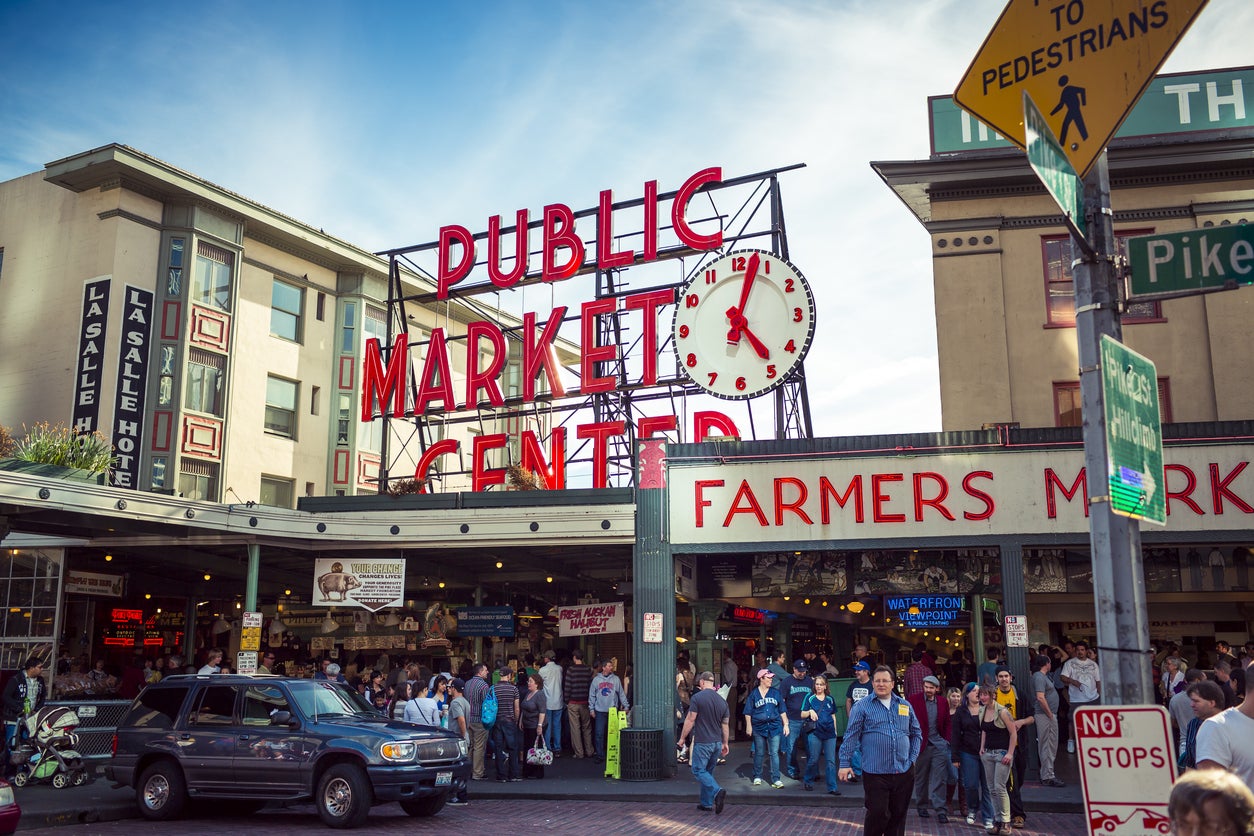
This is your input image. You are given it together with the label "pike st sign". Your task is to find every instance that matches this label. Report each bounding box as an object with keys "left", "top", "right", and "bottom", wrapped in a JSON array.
[
  {"left": 1126, "top": 224, "right": 1254, "bottom": 299},
  {"left": 955, "top": 0, "right": 1209, "bottom": 178}
]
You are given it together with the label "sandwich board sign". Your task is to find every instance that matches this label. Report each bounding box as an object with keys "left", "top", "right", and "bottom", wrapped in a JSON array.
[
  {"left": 955, "top": 0, "right": 1209, "bottom": 178},
  {"left": 1075, "top": 705, "right": 1176, "bottom": 835}
]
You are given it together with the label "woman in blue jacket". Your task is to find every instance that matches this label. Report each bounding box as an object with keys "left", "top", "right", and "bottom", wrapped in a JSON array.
[
  {"left": 802, "top": 675, "right": 841, "bottom": 795},
  {"left": 744, "top": 669, "right": 788, "bottom": 787}
]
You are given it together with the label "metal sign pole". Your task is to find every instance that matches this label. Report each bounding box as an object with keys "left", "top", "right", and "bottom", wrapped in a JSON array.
[{"left": 1073, "top": 152, "right": 1154, "bottom": 706}]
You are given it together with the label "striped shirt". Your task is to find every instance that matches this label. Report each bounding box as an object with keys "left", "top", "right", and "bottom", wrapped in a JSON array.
[{"left": 839, "top": 692, "right": 922, "bottom": 775}]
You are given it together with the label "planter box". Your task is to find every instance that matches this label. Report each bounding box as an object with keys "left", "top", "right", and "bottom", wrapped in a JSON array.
[{"left": 0, "top": 458, "right": 107, "bottom": 484}]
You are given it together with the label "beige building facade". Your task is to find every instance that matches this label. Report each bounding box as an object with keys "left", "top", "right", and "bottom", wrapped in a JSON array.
[
  {"left": 875, "top": 66, "right": 1254, "bottom": 431},
  {"left": 0, "top": 144, "right": 551, "bottom": 504}
]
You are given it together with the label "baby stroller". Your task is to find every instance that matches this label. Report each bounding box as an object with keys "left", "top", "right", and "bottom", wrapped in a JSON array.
[{"left": 9, "top": 705, "right": 89, "bottom": 788}]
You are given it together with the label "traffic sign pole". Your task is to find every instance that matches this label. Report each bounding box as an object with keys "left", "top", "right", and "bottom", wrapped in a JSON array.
[{"left": 1073, "top": 153, "right": 1154, "bottom": 707}]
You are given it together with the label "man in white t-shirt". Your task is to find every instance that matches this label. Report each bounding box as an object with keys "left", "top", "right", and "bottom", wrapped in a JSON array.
[
  {"left": 1196, "top": 659, "right": 1254, "bottom": 791},
  {"left": 1059, "top": 641, "right": 1101, "bottom": 754}
]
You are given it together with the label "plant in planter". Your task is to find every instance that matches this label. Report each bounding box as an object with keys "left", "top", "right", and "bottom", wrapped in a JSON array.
[
  {"left": 8, "top": 422, "right": 116, "bottom": 475},
  {"left": 0, "top": 424, "right": 14, "bottom": 458}
]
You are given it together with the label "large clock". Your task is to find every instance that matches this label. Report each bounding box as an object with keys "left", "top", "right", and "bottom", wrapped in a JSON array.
[{"left": 672, "top": 249, "right": 815, "bottom": 399}]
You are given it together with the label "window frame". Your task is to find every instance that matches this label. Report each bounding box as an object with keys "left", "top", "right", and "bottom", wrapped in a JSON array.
[
  {"left": 270, "top": 279, "right": 304, "bottom": 343},
  {"left": 1041, "top": 230, "right": 1164, "bottom": 327},
  {"left": 191, "top": 242, "right": 234, "bottom": 312},
  {"left": 264, "top": 375, "right": 300, "bottom": 439},
  {"left": 1052, "top": 378, "right": 1173, "bottom": 427},
  {"left": 184, "top": 348, "right": 225, "bottom": 417},
  {"left": 259, "top": 475, "right": 295, "bottom": 509}
]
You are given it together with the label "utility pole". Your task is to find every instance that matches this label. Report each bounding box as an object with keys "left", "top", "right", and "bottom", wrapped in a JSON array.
[{"left": 1072, "top": 153, "right": 1154, "bottom": 706}]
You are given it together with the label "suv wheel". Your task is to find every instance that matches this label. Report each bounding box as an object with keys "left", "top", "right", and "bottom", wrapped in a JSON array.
[
  {"left": 400, "top": 793, "right": 447, "bottom": 817},
  {"left": 137, "top": 761, "right": 187, "bottom": 821},
  {"left": 317, "top": 763, "right": 372, "bottom": 828}
]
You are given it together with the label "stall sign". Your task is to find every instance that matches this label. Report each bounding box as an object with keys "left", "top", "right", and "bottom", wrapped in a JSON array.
[
  {"left": 456, "top": 606, "right": 516, "bottom": 637},
  {"left": 558, "top": 601, "right": 625, "bottom": 637},
  {"left": 65, "top": 570, "right": 125, "bottom": 597},
  {"left": 727, "top": 605, "right": 765, "bottom": 625},
  {"left": 312, "top": 558, "right": 405, "bottom": 612}
]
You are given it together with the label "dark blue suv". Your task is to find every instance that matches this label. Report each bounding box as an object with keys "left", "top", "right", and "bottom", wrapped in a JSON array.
[{"left": 107, "top": 674, "right": 468, "bottom": 828}]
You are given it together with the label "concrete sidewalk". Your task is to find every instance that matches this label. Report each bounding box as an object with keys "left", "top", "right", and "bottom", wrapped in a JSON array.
[{"left": 11, "top": 741, "right": 1084, "bottom": 830}]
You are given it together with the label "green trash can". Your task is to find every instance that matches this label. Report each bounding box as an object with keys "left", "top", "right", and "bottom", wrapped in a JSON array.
[{"left": 619, "top": 728, "right": 664, "bottom": 781}]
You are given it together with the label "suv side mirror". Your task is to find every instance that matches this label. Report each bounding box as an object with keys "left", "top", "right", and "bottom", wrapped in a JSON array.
[{"left": 269, "top": 710, "right": 294, "bottom": 727}]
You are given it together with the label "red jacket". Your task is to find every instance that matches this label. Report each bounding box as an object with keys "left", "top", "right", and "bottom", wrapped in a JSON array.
[{"left": 907, "top": 692, "right": 953, "bottom": 751}]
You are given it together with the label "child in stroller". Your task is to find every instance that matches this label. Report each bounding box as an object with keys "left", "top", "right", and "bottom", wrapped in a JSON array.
[{"left": 9, "top": 705, "right": 88, "bottom": 788}]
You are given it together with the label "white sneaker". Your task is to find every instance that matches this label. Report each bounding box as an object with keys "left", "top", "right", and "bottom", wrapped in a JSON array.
[
  {"left": 967, "top": 813, "right": 977, "bottom": 826},
  {"left": 771, "top": 780, "right": 785, "bottom": 788},
  {"left": 1067, "top": 739, "right": 1075, "bottom": 754},
  {"left": 752, "top": 778, "right": 763, "bottom": 785}
]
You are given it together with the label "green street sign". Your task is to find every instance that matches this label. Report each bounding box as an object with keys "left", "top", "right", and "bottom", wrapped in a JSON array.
[
  {"left": 1023, "top": 92, "right": 1086, "bottom": 242},
  {"left": 1127, "top": 225, "right": 1254, "bottom": 299},
  {"left": 1100, "top": 336, "right": 1166, "bottom": 526}
]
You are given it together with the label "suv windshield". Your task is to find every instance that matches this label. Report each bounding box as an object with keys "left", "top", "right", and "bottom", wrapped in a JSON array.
[{"left": 287, "top": 680, "right": 379, "bottom": 719}]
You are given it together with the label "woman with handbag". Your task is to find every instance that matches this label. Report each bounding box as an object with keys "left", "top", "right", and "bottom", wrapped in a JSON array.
[
  {"left": 801, "top": 675, "right": 841, "bottom": 795},
  {"left": 520, "top": 673, "right": 548, "bottom": 779}
]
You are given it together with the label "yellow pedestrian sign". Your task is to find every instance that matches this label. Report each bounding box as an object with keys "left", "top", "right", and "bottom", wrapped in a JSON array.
[{"left": 955, "top": 0, "right": 1209, "bottom": 178}]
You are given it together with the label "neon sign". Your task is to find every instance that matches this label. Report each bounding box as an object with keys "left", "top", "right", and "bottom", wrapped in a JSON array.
[{"left": 883, "top": 595, "right": 971, "bottom": 629}]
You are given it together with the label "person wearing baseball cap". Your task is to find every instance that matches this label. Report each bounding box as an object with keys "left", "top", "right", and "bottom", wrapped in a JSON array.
[
  {"left": 781, "top": 659, "right": 816, "bottom": 781},
  {"left": 845, "top": 660, "right": 874, "bottom": 784},
  {"left": 744, "top": 669, "right": 788, "bottom": 787},
  {"left": 678, "top": 671, "right": 730, "bottom": 814},
  {"left": 907, "top": 674, "right": 953, "bottom": 822}
]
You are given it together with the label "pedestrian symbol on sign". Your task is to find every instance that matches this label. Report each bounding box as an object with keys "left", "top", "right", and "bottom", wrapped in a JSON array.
[{"left": 1049, "top": 75, "right": 1088, "bottom": 146}]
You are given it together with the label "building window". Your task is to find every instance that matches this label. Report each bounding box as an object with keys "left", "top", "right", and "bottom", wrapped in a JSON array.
[
  {"left": 1053, "top": 382, "right": 1083, "bottom": 428},
  {"left": 1042, "top": 232, "right": 1162, "bottom": 326},
  {"left": 270, "top": 279, "right": 304, "bottom": 342},
  {"left": 184, "top": 348, "right": 225, "bottom": 416},
  {"left": 192, "top": 241, "right": 234, "bottom": 311},
  {"left": 259, "top": 476, "right": 295, "bottom": 508},
  {"left": 341, "top": 301, "right": 356, "bottom": 354},
  {"left": 337, "top": 393, "right": 352, "bottom": 446},
  {"left": 265, "top": 376, "right": 299, "bottom": 438},
  {"left": 1053, "top": 378, "right": 1173, "bottom": 427},
  {"left": 364, "top": 306, "right": 387, "bottom": 346},
  {"left": 179, "top": 460, "right": 219, "bottom": 501}
]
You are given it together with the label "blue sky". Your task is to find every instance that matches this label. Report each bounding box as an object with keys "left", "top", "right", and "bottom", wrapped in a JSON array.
[{"left": 3, "top": 0, "right": 1251, "bottom": 439}]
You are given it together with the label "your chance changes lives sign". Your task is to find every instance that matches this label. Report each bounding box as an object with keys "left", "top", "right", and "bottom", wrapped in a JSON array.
[{"left": 558, "top": 602, "right": 625, "bottom": 636}]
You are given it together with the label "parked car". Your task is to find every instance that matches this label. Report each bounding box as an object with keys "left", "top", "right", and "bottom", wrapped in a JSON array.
[
  {"left": 107, "top": 674, "right": 468, "bottom": 828},
  {"left": 0, "top": 778, "right": 20, "bottom": 834}
]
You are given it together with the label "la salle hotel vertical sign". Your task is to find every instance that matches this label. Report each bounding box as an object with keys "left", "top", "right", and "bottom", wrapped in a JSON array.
[{"left": 72, "top": 277, "right": 111, "bottom": 433}]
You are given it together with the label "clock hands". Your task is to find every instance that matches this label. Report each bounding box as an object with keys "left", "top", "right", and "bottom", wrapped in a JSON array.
[
  {"left": 725, "top": 307, "right": 770, "bottom": 359},
  {"left": 725, "top": 252, "right": 769, "bottom": 358},
  {"left": 732, "top": 252, "right": 760, "bottom": 324}
]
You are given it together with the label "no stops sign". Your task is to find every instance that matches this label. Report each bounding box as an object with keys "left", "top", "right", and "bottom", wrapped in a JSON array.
[{"left": 1075, "top": 705, "right": 1177, "bottom": 835}]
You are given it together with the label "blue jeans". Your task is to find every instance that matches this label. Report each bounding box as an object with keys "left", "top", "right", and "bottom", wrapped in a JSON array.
[
  {"left": 959, "top": 751, "right": 994, "bottom": 822},
  {"left": 691, "top": 741, "right": 722, "bottom": 807},
  {"left": 780, "top": 722, "right": 802, "bottom": 777},
  {"left": 491, "top": 722, "right": 521, "bottom": 780},
  {"left": 804, "top": 734, "right": 837, "bottom": 791},
  {"left": 594, "top": 710, "right": 610, "bottom": 757},
  {"left": 752, "top": 731, "right": 781, "bottom": 782},
  {"left": 544, "top": 708, "right": 563, "bottom": 751}
]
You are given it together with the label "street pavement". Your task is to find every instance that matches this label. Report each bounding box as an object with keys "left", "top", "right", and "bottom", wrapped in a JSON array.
[
  {"left": 11, "top": 738, "right": 1090, "bottom": 832},
  {"left": 18, "top": 798, "right": 1095, "bottom": 835}
]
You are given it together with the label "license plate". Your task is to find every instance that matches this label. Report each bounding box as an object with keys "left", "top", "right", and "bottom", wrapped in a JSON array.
[{"left": 435, "top": 772, "right": 452, "bottom": 787}]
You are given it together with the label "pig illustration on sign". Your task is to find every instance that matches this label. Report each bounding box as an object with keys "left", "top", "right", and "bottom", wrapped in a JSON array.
[{"left": 318, "top": 563, "right": 361, "bottom": 602}]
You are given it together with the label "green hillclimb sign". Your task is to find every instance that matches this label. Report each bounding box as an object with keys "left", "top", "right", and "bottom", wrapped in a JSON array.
[{"left": 1100, "top": 336, "right": 1166, "bottom": 526}]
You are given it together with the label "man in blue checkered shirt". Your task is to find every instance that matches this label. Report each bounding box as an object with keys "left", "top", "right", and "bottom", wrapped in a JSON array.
[{"left": 839, "top": 665, "right": 922, "bottom": 836}]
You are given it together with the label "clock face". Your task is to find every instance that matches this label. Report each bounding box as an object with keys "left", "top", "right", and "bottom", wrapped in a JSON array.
[{"left": 672, "top": 249, "right": 815, "bottom": 400}]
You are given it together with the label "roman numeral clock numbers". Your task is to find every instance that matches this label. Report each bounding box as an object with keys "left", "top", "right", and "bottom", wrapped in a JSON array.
[{"left": 672, "top": 249, "right": 815, "bottom": 400}]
